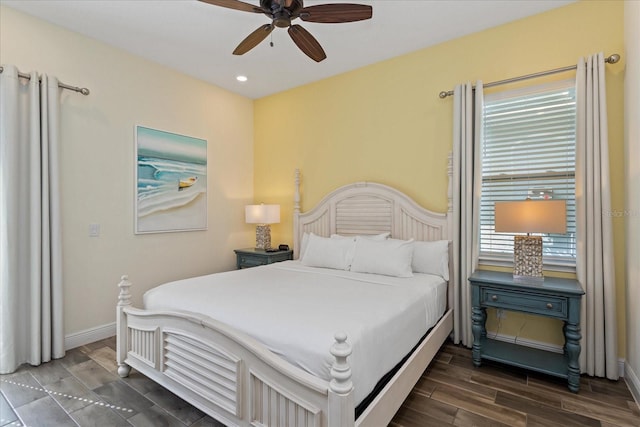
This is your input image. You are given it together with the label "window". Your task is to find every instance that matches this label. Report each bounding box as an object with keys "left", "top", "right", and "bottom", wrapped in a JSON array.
[{"left": 479, "top": 81, "right": 576, "bottom": 268}]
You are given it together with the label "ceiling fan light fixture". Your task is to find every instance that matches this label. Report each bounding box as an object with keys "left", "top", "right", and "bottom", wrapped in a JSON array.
[
  {"left": 273, "top": 13, "right": 291, "bottom": 28},
  {"left": 236, "top": 75, "right": 248, "bottom": 82}
]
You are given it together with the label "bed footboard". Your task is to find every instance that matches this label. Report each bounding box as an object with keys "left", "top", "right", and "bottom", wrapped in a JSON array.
[{"left": 116, "top": 276, "right": 355, "bottom": 427}]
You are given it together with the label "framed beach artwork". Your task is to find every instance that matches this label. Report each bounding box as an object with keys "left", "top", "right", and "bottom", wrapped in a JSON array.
[{"left": 135, "top": 125, "right": 207, "bottom": 234}]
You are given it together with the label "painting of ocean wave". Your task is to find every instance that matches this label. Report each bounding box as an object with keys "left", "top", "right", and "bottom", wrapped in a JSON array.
[{"left": 135, "top": 126, "right": 207, "bottom": 233}]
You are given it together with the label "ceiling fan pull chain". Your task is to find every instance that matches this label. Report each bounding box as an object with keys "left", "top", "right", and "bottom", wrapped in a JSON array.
[{"left": 270, "top": 32, "right": 274, "bottom": 47}]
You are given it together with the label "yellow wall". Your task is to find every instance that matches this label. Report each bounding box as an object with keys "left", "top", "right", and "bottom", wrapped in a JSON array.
[
  {"left": 0, "top": 6, "right": 255, "bottom": 336},
  {"left": 254, "top": 1, "right": 626, "bottom": 356}
]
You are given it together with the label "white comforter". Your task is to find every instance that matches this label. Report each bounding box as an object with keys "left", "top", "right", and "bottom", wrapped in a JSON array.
[{"left": 143, "top": 261, "right": 447, "bottom": 404}]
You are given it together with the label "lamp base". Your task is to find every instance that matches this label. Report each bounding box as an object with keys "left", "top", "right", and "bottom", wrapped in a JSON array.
[
  {"left": 513, "top": 235, "right": 543, "bottom": 279},
  {"left": 255, "top": 224, "right": 272, "bottom": 250}
]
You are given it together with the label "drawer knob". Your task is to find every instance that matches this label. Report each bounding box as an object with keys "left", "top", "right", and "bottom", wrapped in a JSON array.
[
  {"left": 547, "top": 303, "right": 553, "bottom": 309},
  {"left": 491, "top": 295, "right": 498, "bottom": 301}
]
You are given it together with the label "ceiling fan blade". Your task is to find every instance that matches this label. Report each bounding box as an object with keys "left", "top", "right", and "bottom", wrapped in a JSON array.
[
  {"left": 233, "top": 24, "right": 274, "bottom": 55},
  {"left": 298, "top": 4, "right": 372, "bottom": 23},
  {"left": 198, "top": 0, "right": 264, "bottom": 14},
  {"left": 288, "top": 24, "right": 326, "bottom": 62}
]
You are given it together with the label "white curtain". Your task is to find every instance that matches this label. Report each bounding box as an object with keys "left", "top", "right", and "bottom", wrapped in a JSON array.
[
  {"left": 575, "top": 53, "right": 618, "bottom": 380},
  {"left": 452, "top": 81, "right": 483, "bottom": 346},
  {"left": 0, "top": 65, "right": 65, "bottom": 374}
]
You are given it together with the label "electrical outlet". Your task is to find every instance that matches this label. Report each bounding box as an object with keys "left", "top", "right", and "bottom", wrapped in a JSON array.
[
  {"left": 496, "top": 309, "right": 506, "bottom": 320},
  {"left": 89, "top": 223, "right": 100, "bottom": 237}
]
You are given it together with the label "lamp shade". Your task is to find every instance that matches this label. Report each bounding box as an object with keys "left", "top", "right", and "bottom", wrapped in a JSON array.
[
  {"left": 245, "top": 204, "right": 280, "bottom": 225},
  {"left": 495, "top": 200, "right": 566, "bottom": 234}
]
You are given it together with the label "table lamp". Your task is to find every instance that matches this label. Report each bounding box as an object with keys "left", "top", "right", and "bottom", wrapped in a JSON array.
[
  {"left": 494, "top": 199, "right": 566, "bottom": 280},
  {"left": 245, "top": 204, "right": 280, "bottom": 250}
]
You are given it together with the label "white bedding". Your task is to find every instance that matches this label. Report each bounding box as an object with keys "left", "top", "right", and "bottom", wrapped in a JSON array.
[{"left": 143, "top": 260, "right": 447, "bottom": 405}]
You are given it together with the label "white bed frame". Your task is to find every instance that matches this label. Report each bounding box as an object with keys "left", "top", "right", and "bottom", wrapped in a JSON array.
[{"left": 116, "top": 156, "right": 455, "bottom": 427}]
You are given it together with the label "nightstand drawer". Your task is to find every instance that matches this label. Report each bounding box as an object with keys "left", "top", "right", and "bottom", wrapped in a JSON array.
[
  {"left": 238, "top": 254, "right": 267, "bottom": 268},
  {"left": 480, "top": 288, "right": 568, "bottom": 319},
  {"left": 234, "top": 248, "right": 293, "bottom": 269}
]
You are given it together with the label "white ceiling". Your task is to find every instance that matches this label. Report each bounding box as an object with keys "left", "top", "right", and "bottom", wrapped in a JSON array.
[{"left": 2, "top": 0, "right": 575, "bottom": 99}]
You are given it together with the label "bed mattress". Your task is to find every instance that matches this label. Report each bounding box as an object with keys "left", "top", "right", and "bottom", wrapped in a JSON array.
[{"left": 143, "top": 260, "right": 447, "bottom": 404}]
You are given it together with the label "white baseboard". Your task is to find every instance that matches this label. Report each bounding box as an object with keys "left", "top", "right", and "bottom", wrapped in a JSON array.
[
  {"left": 64, "top": 322, "right": 116, "bottom": 350},
  {"left": 625, "top": 362, "right": 640, "bottom": 409},
  {"left": 488, "top": 331, "right": 626, "bottom": 379}
]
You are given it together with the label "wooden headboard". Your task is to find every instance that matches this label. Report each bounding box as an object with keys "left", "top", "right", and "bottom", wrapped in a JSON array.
[
  {"left": 293, "top": 179, "right": 450, "bottom": 250},
  {"left": 292, "top": 153, "right": 454, "bottom": 269}
]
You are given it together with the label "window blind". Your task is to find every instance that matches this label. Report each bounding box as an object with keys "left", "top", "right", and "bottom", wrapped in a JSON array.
[{"left": 480, "top": 82, "right": 576, "bottom": 267}]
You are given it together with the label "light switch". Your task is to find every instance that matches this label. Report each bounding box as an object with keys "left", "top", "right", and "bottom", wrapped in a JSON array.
[{"left": 89, "top": 223, "right": 100, "bottom": 237}]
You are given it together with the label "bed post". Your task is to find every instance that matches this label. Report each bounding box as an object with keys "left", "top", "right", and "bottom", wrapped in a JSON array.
[
  {"left": 328, "top": 333, "right": 354, "bottom": 426},
  {"left": 116, "top": 275, "right": 132, "bottom": 378},
  {"left": 293, "top": 168, "right": 301, "bottom": 259}
]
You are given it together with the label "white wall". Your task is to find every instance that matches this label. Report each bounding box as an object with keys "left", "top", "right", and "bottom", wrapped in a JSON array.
[
  {"left": 0, "top": 6, "right": 255, "bottom": 338},
  {"left": 624, "top": 0, "right": 640, "bottom": 404}
]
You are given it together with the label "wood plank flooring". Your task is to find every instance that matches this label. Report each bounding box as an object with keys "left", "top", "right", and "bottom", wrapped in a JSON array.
[
  {"left": 391, "top": 342, "right": 640, "bottom": 427},
  {"left": 1, "top": 337, "right": 638, "bottom": 426}
]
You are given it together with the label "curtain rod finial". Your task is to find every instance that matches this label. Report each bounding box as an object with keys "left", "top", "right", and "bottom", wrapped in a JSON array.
[
  {"left": 606, "top": 53, "right": 620, "bottom": 64},
  {"left": 439, "top": 91, "right": 450, "bottom": 99}
]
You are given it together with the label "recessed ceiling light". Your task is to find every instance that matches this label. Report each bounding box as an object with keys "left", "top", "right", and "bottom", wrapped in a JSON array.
[{"left": 236, "top": 75, "right": 248, "bottom": 82}]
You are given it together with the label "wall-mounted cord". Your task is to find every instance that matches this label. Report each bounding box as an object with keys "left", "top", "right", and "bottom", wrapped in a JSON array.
[
  {"left": 514, "top": 320, "right": 527, "bottom": 345},
  {"left": 488, "top": 309, "right": 502, "bottom": 339}
]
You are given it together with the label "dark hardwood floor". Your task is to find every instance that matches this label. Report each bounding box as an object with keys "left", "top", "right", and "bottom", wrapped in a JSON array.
[
  {"left": 1, "top": 337, "right": 638, "bottom": 426},
  {"left": 392, "top": 342, "right": 639, "bottom": 427}
]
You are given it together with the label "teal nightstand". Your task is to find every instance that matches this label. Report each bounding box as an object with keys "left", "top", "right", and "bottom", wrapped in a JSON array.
[
  {"left": 469, "top": 270, "right": 584, "bottom": 392},
  {"left": 234, "top": 248, "right": 293, "bottom": 269}
]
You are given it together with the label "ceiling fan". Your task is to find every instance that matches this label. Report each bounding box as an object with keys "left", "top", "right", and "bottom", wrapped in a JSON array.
[{"left": 199, "top": 0, "right": 373, "bottom": 62}]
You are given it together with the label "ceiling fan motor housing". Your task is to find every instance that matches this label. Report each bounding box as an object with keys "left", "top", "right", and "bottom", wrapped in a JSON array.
[{"left": 261, "top": 0, "right": 303, "bottom": 27}]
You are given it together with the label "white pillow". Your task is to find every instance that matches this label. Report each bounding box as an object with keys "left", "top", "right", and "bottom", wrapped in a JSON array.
[
  {"left": 330, "top": 232, "right": 390, "bottom": 241},
  {"left": 350, "top": 237, "right": 414, "bottom": 278},
  {"left": 299, "top": 232, "right": 310, "bottom": 260},
  {"left": 301, "top": 233, "right": 355, "bottom": 270},
  {"left": 412, "top": 240, "right": 450, "bottom": 280}
]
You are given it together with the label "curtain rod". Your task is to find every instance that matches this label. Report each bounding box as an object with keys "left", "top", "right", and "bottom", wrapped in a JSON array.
[
  {"left": 0, "top": 66, "right": 90, "bottom": 96},
  {"left": 438, "top": 53, "right": 620, "bottom": 99}
]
